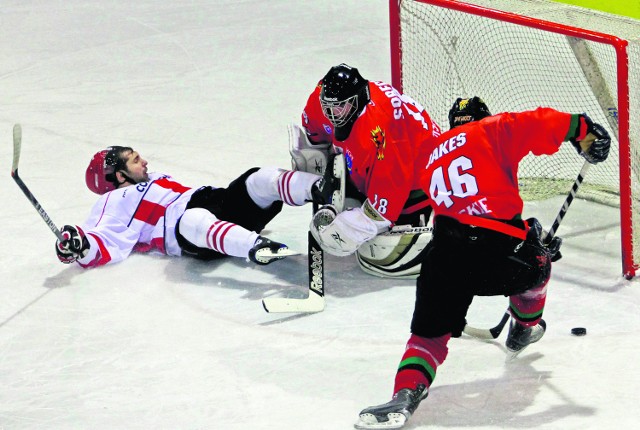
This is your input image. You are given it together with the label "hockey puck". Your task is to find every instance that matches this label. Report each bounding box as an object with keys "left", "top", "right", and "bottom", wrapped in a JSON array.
[{"left": 571, "top": 327, "right": 587, "bottom": 336}]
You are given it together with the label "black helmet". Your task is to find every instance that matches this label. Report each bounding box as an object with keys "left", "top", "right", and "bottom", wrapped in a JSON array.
[
  {"left": 448, "top": 96, "right": 491, "bottom": 129},
  {"left": 319, "top": 63, "right": 370, "bottom": 129}
]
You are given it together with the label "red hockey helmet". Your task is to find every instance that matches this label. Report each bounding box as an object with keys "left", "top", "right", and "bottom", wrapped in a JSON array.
[{"left": 85, "top": 146, "right": 130, "bottom": 195}]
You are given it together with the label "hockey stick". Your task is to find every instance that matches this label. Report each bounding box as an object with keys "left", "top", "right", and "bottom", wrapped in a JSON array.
[
  {"left": 462, "top": 160, "right": 591, "bottom": 340},
  {"left": 262, "top": 203, "right": 325, "bottom": 313},
  {"left": 545, "top": 159, "right": 591, "bottom": 242},
  {"left": 10, "top": 124, "right": 64, "bottom": 242}
]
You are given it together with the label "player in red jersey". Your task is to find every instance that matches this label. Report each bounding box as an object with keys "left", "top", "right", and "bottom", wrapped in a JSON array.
[
  {"left": 55, "top": 146, "right": 343, "bottom": 268},
  {"left": 297, "top": 64, "right": 441, "bottom": 278},
  {"left": 354, "top": 97, "right": 611, "bottom": 429}
]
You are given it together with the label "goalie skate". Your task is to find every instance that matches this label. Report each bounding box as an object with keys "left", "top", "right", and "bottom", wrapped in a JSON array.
[{"left": 354, "top": 385, "right": 428, "bottom": 430}]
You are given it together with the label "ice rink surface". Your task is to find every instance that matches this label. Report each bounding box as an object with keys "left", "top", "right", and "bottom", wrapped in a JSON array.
[{"left": 1, "top": 1, "right": 639, "bottom": 429}]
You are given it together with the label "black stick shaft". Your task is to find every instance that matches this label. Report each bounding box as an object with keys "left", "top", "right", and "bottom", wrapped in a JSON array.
[
  {"left": 11, "top": 124, "right": 64, "bottom": 242},
  {"left": 12, "top": 171, "right": 64, "bottom": 242},
  {"left": 545, "top": 160, "right": 591, "bottom": 242}
]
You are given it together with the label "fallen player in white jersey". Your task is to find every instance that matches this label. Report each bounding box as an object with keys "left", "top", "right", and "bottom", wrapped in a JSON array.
[{"left": 55, "top": 145, "right": 343, "bottom": 268}]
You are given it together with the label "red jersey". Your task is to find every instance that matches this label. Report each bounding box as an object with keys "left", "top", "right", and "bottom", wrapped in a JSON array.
[
  {"left": 330, "top": 81, "right": 441, "bottom": 223},
  {"left": 417, "top": 108, "right": 571, "bottom": 222}
]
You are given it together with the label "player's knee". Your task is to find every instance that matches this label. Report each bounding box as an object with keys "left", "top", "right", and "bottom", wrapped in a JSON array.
[
  {"left": 178, "top": 208, "right": 218, "bottom": 248},
  {"left": 246, "top": 167, "right": 284, "bottom": 208}
]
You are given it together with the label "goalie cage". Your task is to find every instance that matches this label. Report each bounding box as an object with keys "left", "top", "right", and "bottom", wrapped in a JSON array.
[{"left": 389, "top": 0, "right": 640, "bottom": 278}]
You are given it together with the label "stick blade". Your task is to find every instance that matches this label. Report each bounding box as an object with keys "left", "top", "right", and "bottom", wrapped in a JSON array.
[
  {"left": 12, "top": 124, "right": 22, "bottom": 175},
  {"left": 262, "top": 290, "right": 325, "bottom": 313}
]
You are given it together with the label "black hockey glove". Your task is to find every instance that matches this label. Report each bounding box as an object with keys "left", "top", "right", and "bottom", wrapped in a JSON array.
[
  {"left": 569, "top": 113, "right": 611, "bottom": 164},
  {"left": 56, "top": 225, "right": 90, "bottom": 264},
  {"left": 545, "top": 235, "right": 563, "bottom": 262}
]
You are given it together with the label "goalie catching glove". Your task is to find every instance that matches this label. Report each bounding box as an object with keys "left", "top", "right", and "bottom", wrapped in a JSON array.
[
  {"left": 56, "top": 225, "right": 90, "bottom": 264},
  {"left": 569, "top": 113, "right": 611, "bottom": 164}
]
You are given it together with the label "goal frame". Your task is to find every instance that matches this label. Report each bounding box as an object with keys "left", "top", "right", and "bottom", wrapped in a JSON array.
[{"left": 389, "top": 0, "right": 634, "bottom": 278}]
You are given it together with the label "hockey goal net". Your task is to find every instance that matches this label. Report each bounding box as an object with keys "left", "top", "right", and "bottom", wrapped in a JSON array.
[{"left": 390, "top": 0, "right": 640, "bottom": 278}]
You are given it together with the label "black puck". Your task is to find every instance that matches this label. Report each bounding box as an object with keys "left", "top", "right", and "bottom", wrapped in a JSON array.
[{"left": 571, "top": 327, "right": 587, "bottom": 336}]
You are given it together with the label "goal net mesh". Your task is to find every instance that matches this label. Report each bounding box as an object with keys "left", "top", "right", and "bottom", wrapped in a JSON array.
[{"left": 394, "top": 0, "right": 640, "bottom": 275}]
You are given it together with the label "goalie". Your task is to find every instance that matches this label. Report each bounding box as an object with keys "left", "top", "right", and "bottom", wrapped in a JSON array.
[{"left": 291, "top": 69, "right": 493, "bottom": 279}]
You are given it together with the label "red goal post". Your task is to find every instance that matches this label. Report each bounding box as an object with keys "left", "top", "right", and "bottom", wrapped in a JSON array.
[{"left": 389, "top": 0, "right": 639, "bottom": 278}]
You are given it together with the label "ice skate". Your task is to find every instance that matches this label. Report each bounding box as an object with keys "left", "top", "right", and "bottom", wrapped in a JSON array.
[
  {"left": 505, "top": 318, "right": 546, "bottom": 359},
  {"left": 248, "top": 236, "right": 298, "bottom": 265},
  {"left": 354, "top": 384, "right": 428, "bottom": 429}
]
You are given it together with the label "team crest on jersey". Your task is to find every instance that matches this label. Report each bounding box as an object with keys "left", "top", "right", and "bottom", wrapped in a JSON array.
[
  {"left": 371, "top": 126, "right": 386, "bottom": 160},
  {"left": 344, "top": 149, "right": 354, "bottom": 174},
  {"left": 323, "top": 124, "right": 332, "bottom": 135}
]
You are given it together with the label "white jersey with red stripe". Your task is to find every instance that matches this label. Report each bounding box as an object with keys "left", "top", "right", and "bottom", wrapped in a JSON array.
[{"left": 76, "top": 172, "right": 197, "bottom": 268}]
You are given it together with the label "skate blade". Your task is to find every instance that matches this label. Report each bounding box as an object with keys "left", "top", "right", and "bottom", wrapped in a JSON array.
[
  {"left": 506, "top": 346, "right": 527, "bottom": 361},
  {"left": 354, "top": 412, "right": 407, "bottom": 429}
]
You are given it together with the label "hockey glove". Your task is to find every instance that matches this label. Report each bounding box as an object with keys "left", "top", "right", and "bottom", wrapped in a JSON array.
[
  {"left": 545, "top": 235, "right": 563, "bottom": 262},
  {"left": 56, "top": 225, "right": 90, "bottom": 264},
  {"left": 569, "top": 114, "right": 611, "bottom": 164}
]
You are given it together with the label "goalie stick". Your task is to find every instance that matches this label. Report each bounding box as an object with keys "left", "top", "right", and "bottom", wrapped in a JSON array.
[
  {"left": 262, "top": 203, "right": 325, "bottom": 313},
  {"left": 10, "top": 124, "right": 64, "bottom": 242},
  {"left": 462, "top": 159, "right": 591, "bottom": 340}
]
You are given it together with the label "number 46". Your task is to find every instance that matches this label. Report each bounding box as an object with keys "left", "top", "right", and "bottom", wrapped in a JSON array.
[{"left": 429, "top": 156, "right": 478, "bottom": 208}]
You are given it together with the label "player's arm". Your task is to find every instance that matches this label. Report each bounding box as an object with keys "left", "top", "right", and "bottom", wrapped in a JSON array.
[
  {"left": 56, "top": 196, "right": 139, "bottom": 268},
  {"left": 56, "top": 217, "right": 137, "bottom": 268},
  {"left": 494, "top": 108, "right": 610, "bottom": 165}
]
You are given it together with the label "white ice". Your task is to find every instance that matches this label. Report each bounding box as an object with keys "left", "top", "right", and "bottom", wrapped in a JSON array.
[{"left": 1, "top": 1, "right": 639, "bottom": 429}]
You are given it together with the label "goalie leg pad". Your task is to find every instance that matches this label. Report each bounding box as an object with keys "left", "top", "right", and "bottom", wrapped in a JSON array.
[
  {"left": 356, "top": 226, "right": 432, "bottom": 279},
  {"left": 289, "top": 123, "right": 331, "bottom": 175}
]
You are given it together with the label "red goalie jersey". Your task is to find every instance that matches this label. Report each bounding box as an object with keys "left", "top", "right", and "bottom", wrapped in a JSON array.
[{"left": 307, "top": 80, "right": 441, "bottom": 224}]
